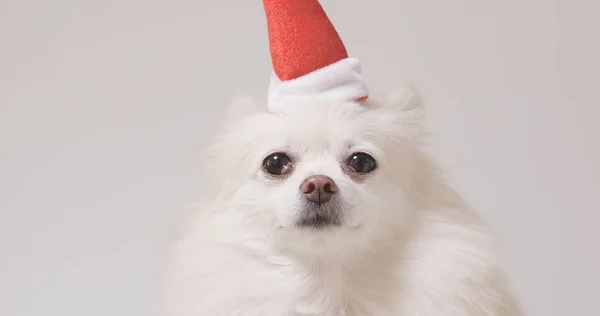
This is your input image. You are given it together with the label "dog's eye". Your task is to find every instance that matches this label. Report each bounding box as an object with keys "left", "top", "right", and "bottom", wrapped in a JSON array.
[
  {"left": 262, "top": 153, "right": 293, "bottom": 176},
  {"left": 347, "top": 152, "right": 377, "bottom": 173}
]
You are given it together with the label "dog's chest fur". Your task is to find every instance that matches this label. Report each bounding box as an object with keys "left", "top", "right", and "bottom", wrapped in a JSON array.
[
  {"left": 164, "top": 210, "right": 516, "bottom": 316},
  {"left": 180, "top": 249, "right": 402, "bottom": 316}
]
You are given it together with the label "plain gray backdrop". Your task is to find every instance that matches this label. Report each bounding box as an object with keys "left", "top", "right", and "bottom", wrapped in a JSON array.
[{"left": 1, "top": 0, "right": 598, "bottom": 315}]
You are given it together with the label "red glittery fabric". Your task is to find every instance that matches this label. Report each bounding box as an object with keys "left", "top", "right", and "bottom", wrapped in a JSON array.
[{"left": 263, "top": 0, "right": 349, "bottom": 81}]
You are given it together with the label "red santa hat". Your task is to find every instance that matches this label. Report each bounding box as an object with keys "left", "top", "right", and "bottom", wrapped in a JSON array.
[{"left": 263, "top": 0, "right": 368, "bottom": 111}]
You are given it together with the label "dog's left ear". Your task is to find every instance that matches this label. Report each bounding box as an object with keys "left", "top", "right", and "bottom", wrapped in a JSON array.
[
  {"left": 378, "top": 84, "right": 426, "bottom": 139},
  {"left": 380, "top": 84, "right": 424, "bottom": 113}
]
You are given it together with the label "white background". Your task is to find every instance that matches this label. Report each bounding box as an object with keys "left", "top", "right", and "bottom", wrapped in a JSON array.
[{"left": 1, "top": 0, "right": 598, "bottom": 315}]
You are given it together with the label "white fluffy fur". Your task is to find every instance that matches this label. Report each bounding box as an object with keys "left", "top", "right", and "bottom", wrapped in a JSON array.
[{"left": 161, "top": 85, "right": 522, "bottom": 316}]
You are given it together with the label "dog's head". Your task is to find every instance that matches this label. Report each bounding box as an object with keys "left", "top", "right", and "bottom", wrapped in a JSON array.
[{"left": 206, "top": 86, "right": 435, "bottom": 255}]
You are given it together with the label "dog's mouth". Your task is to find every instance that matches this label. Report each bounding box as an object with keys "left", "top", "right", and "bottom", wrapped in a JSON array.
[{"left": 295, "top": 203, "right": 343, "bottom": 229}]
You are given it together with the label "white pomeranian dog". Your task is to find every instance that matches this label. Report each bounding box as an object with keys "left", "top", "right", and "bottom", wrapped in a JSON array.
[
  {"left": 162, "top": 1, "right": 522, "bottom": 314},
  {"left": 161, "top": 85, "right": 522, "bottom": 316}
]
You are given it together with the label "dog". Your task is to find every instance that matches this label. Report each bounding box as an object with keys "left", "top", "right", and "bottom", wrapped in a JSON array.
[{"left": 161, "top": 85, "right": 522, "bottom": 316}]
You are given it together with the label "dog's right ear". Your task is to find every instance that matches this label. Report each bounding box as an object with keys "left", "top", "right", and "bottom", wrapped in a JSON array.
[{"left": 226, "top": 94, "right": 261, "bottom": 119}]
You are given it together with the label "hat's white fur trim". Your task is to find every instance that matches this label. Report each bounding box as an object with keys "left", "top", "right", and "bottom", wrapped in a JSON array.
[{"left": 267, "top": 57, "right": 368, "bottom": 112}]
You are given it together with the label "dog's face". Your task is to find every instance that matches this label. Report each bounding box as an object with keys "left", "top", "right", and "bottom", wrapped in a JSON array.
[{"left": 208, "top": 87, "right": 431, "bottom": 255}]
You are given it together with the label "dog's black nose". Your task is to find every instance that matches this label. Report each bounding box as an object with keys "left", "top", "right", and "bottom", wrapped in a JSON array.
[{"left": 300, "top": 175, "right": 337, "bottom": 204}]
